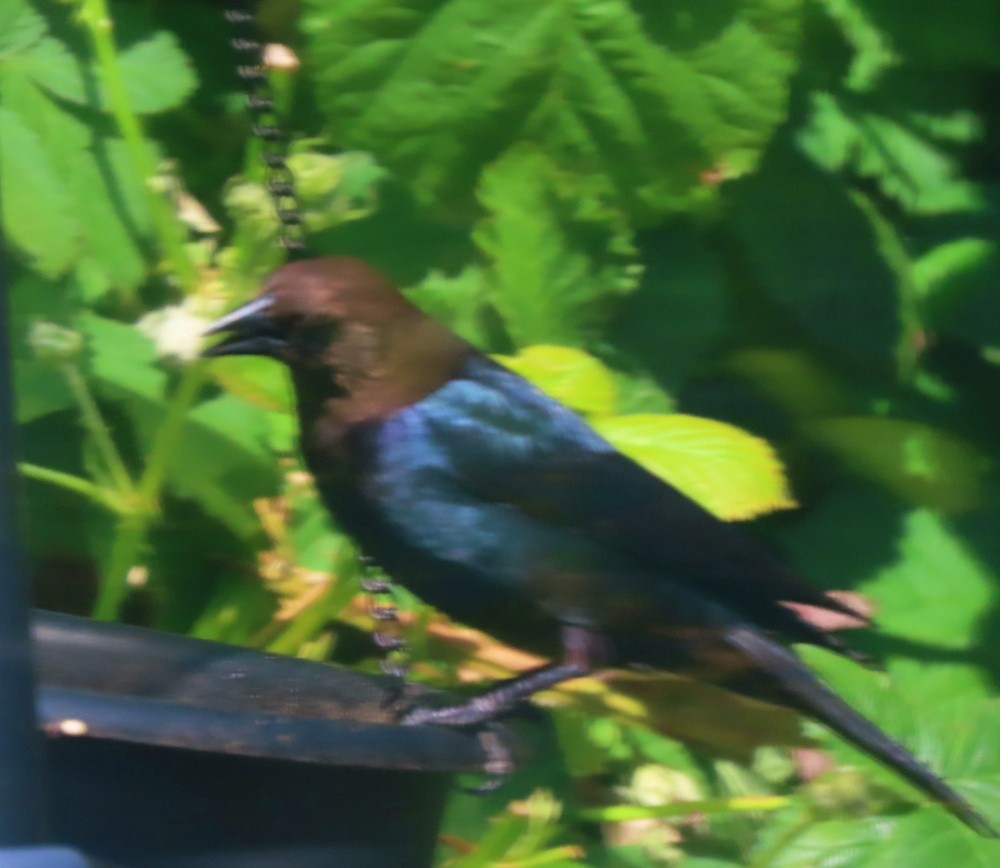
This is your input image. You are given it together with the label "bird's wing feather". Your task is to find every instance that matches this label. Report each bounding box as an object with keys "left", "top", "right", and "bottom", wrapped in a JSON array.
[{"left": 415, "top": 357, "right": 867, "bottom": 646}]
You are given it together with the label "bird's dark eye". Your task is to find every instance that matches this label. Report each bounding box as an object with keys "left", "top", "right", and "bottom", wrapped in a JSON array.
[{"left": 288, "top": 318, "right": 340, "bottom": 358}]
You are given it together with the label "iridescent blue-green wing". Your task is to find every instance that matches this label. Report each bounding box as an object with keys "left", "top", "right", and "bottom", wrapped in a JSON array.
[{"left": 417, "top": 357, "right": 868, "bottom": 649}]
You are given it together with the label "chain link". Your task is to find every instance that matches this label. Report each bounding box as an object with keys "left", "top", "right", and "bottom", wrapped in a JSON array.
[
  {"left": 225, "top": 4, "right": 307, "bottom": 254},
  {"left": 359, "top": 556, "right": 409, "bottom": 680}
]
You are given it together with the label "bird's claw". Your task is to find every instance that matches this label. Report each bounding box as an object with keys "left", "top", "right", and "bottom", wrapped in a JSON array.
[
  {"left": 399, "top": 698, "right": 517, "bottom": 793},
  {"left": 461, "top": 724, "right": 515, "bottom": 794}
]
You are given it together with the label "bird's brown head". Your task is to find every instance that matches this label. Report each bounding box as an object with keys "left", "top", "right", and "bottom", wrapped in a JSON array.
[{"left": 203, "top": 257, "right": 472, "bottom": 423}]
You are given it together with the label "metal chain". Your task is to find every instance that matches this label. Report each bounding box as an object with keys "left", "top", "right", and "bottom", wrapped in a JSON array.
[
  {"left": 359, "top": 556, "right": 409, "bottom": 681},
  {"left": 225, "top": 4, "right": 405, "bottom": 676},
  {"left": 225, "top": 4, "right": 307, "bottom": 254}
]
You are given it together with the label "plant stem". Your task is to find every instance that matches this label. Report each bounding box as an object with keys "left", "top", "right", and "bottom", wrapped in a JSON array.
[
  {"left": 61, "top": 362, "right": 134, "bottom": 497},
  {"left": 92, "top": 515, "right": 146, "bottom": 621},
  {"left": 91, "top": 363, "right": 207, "bottom": 620},
  {"left": 577, "top": 794, "right": 790, "bottom": 823},
  {"left": 76, "top": 0, "right": 199, "bottom": 293},
  {"left": 138, "top": 363, "right": 207, "bottom": 503},
  {"left": 18, "top": 463, "right": 124, "bottom": 514}
]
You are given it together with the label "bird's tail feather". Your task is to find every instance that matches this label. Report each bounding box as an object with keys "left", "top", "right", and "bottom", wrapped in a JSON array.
[{"left": 726, "top": 625, "right": 997, "bottom": 838}]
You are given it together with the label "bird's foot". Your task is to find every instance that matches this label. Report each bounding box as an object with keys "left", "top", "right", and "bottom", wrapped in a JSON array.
[{"left": 400, "top": 662, "right": 587, "bottom": 793}]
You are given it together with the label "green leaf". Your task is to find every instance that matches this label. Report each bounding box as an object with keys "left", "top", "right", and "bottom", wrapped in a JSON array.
[
  {"left": 918, "top": 240, "right": 1000, "bottom": 348},
  {"left": 82, "top": 316, "right": 279, "bottom": 537},
  {"left": 14, "top": 35, "right": 88, "bottom": 105},
  {"left": 914, "top": 238, "right": 995, "bottom": 298},
  {"left": 682, "top": 861, "right": 743, "bottom": 868},
  {"left": 863, "top": 510, "right": 994, "bottom": 661},
  {"left": 474, "top": 146, "right": 639, "bottom": 346},
  {"left": 799, "top": 90, "right": 983, "bottom": 216},
  {"left": 186, "top": 575, "right": 276, "bottom": 645},
  {"left": 772, "top": 476, "right": 1000, "bottom": 693},
  {"left": 800, "top": 646, "right": 1000, "bottom": 828},
  {"left": 760, "top": 814, "right": 894, "bottom": 867},
  {"left": 302, "top": 0, "right": 804, "bottom": 218},
  {"left": 0, "top": 106, "right": 78, "bottom": 275},
  {"left": 21, "top": 22, "right": 198, "bottom": 114},
  {"left": 814, "top": 0, "right": 899, "bottom": 90},
  {"left": 0, "top": 0, "right": 45, "bottom": 57},
  {"left": 0, "top": 62, "right": 89, "bottom": 181},
  {"left": 629, "top": 728, "right": 709, "bottom": 784},
  {"left": 207, "top": 355, "right": 294, "bottom": 414},
  {"left": 613, "top": 223, "right": 732, "bottom": 388},
  {"left": 118, "top": 31, "right": 198, "bottom": 114},
  {"left": 494, "top": 345, "right": 617, "bottom": 418},
  {"left": 863, "top": 0, "right": 1000, "bottom": 69},
  {"left": 611, "top": 373, "right": 675, "bottom": 415},
  {"left": 8, "top": 273, "right": 78, "bottom": 423},
  {"left": 221, "top": 149, "right": 386, "bottom": 276},
  {"left": 592, "top": 413, "right": 796, "bottom": 520},
  {"left": 288, "top": 149, "right": 387, "bottom": 233},
  {"left": 218, "top": 179, "right": 287, "bottom": 295},
  {"left": 162, "top": 394, "right": 280, "bottom": 538},
  {"left": 288, "top": 496, "right": 342, "bottom": 573},
  {"left": 724, "top": 348, "right": 852, "bottom": 420},
  {"left": 80, "top": 313, "right": 166, "bottom": 405},
  {"left": 865, "top": 807, "right": 1000, "bottom": 866},
  {"left": 70, "top": 138, "right": 152, "bottom": 298},
  {"left": 441, "top": 790, "right": 583, "bottom": 867},
  {"left": 804, "top": 417, "right": 990, "bottom": 513},
  {"left": 728, "top": 143, "right": 910, "bottom": 377},
  {"left": 1, "top": 53, "right": 152, "bottom": 296},
  {"left": 788, "top": 502, "right": 997, "bottom": 705},
  {"left": 14, "top": 360, "right": 74, "bottom": 424},
  {"left": 404, "top": 266, "right": 490, "bottom": 347}
]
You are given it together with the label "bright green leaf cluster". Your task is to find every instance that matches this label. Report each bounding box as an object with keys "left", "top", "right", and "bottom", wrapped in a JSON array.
[
  {"left": 0, "top": 0, "right": 195, "bottom": 295},
  {"left": 301, "top": 0, "right": 804, "bottom": 220},
  {"left": 475, "top": 147, "right": 641, "bottom": 346}
]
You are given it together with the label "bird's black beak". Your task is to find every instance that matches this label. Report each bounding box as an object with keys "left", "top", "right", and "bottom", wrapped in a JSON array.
[{"left": 202, "top": 293, "right": 285, "bottom": 358}]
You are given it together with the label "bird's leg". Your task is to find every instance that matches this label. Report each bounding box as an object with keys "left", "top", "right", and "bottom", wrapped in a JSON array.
[
  {"left": 400, "top": 624, "right": 602, "bottom": 727},
  {"left": 401, "top": 664, "right": 584, "bottom": 792},
  {"left": 400, "top": 660, "right": 589, "bottom": 727}
]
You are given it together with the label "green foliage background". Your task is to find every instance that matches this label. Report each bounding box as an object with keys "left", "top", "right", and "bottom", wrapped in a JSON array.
[{"left": 3, "top": 0, "right": 1000, "bottom": 863}]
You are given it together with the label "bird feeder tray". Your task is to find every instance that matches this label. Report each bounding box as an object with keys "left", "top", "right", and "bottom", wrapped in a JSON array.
[{"left": 31, "top": 610, "right": 505, "bottom": 867}]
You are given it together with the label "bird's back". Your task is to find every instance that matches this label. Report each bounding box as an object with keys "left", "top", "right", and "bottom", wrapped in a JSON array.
[{"left": 304, "top": 355, "right": 856, "bottom": 661}]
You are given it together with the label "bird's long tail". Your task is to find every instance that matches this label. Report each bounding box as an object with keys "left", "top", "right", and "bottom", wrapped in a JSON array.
[{"left": 726, "top": 625, "right": 997, "bottom": 837}]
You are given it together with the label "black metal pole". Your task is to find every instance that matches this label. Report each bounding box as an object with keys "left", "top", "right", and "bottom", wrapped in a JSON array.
[{"left": 0, "top": 253, "right": 47, "bottom": 841}]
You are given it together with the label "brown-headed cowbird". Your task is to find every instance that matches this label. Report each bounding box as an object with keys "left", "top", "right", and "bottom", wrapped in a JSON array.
[{"left": 204, "top": 257, "right": 994, "bottom": 835}]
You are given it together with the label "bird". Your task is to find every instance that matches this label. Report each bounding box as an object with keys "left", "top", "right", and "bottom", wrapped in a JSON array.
[{"left": 203, "top": 256, "right": 995, "bottom": 836}]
